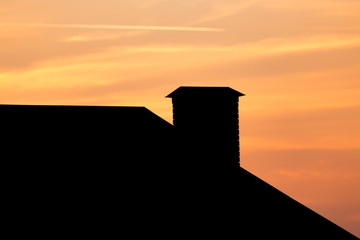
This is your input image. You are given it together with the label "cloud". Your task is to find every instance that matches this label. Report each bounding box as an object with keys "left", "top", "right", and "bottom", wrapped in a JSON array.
[
  {"left": 262, "top": 0, "right": 360, "bottom": 17},
  {"left": 1, "top": 34, "right": 360, "bottom": 101},
  {"left": 64, "top": 35, "right": 115, "bottom": 42},
  {"left": 191, "top": 0, "right": 263, "bottom": 24},
  {"left": 0, "top": 30, "right": 359, "bottom": 147},
  {"left": 62, "top": 31, "right": 145, "bottom": 42},
  {"left": 0, "top": 23, "right": 224, "bottom": 32}
]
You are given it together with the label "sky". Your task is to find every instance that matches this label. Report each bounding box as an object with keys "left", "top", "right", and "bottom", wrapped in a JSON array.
[{"left": 1, "top": 0, "right": 359, "bottom": 236}]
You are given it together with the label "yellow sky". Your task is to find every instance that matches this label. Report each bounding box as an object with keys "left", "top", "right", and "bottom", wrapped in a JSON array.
[{"left": 1, "top": 0, "right": 359, "bottom": 236}]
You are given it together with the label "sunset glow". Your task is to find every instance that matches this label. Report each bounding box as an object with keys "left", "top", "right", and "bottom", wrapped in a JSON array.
[
  {"left": 1, "top": 0, "right": 359, "bottom": 236},
  {"left": 0, "top": 22, "right": 225, "bottom": 32}
]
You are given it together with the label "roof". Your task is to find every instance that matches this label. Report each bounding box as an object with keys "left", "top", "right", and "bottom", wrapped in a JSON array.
[
  {"left": 166, "top": 86, "right": 245, "bottom": 98},
  {"left": 0, "top": 104, "right": 172, "bottom": 129},
  {"left": 2, "top": 101, "right": 358, "bottom": 239}
]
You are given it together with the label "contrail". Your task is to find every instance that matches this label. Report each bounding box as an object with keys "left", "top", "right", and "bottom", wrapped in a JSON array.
[{"left": 0, "top": 23, "right": 224, "bottom": 32}]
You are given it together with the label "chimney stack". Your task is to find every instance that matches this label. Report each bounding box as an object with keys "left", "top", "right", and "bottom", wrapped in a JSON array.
[{"left": 166, "top": 87, "right": 245, "bottom": 169}]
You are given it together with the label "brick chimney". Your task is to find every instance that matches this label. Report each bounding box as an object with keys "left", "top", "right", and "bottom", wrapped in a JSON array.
[{"left": 166, "top": 86, "right": 245, "bottom": 169}]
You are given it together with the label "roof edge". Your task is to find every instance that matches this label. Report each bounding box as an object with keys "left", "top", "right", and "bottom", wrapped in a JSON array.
[{"left": 166, "top": 86, "right": 245, "bottom": 98}]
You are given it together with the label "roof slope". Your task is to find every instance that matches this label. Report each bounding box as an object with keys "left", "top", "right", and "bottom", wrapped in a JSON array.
[
  {"left": 231, "top": 167, "right": 358, "bottom": 239},
  {"left": 125, "top": 164, "right": 358, "bottom": 239}
]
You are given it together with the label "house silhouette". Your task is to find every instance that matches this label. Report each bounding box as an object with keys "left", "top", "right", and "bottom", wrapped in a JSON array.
[{"left": 2, "top": 86, "right": 358, "bottom": 239}]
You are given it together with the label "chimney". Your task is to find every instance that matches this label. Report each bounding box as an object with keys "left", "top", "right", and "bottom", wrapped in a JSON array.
[{"left": 166, "top": 86, "right": 245, "bottom": 169}]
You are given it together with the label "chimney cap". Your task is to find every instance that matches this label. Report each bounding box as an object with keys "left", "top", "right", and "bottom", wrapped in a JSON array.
[{"left": 166, "top": 86, "right": 245, "bottom": 98}]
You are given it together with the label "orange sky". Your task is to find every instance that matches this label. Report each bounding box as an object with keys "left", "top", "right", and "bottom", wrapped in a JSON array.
[{"left": 1, "top": 0, "right": 359, "bottom": 236}]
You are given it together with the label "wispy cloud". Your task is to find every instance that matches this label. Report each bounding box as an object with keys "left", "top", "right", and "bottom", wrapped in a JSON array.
[
  {"left": 64, "top": 35, "right": 114, "bottom": 42},
  {"left": 192, "top": 0, "right": 263, "bottom": 24},
  {"left": 0, "top": 23, "right": 225, "bottom": 32}
]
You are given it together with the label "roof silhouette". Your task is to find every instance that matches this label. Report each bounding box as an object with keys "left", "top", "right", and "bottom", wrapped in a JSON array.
[{"left": 2, "top": 87, "right": 358, "bottom": 239}]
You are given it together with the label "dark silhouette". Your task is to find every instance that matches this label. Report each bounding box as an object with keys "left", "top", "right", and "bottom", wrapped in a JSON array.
[
  {"left": 2, "top": 86, "right": 358, "bottom": 239},
  {"left": 167, "top": 87, "right": 244, "bottom": 169}
]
